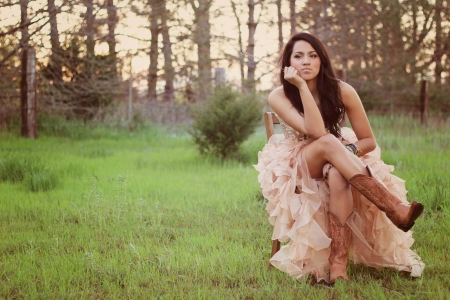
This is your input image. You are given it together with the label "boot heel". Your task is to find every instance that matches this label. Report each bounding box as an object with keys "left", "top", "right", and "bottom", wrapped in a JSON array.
[
  {"left": 398, "top": 222, "right": 414, "bottom": 232},
  {"left": 410, "top": 202, "right": 424, "bottom": 223},
  {"left": 396, "top": 202, "right": 424, "bottom": 232}
]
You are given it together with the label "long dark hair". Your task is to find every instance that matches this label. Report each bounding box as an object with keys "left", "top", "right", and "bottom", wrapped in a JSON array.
[{"left": 279, "top": 32, "right": 345, "bottom": 137}]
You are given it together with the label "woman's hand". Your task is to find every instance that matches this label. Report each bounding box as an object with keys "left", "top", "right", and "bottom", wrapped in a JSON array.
[{"left": 284, "top": 66, "right": 306, "bottom": 89}]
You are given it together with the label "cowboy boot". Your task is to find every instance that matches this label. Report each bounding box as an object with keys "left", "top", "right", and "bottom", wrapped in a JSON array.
[
  {"left": 328, "top": 211, "right": 352, "bottom": 284},
  {"left": 349, "top": 166, "right": 424, "bottom": 232}
]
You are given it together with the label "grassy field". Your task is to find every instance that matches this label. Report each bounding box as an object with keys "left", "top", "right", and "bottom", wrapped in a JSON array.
[{"left": 1, "top": 115, "right": 449, "bottom": 299}]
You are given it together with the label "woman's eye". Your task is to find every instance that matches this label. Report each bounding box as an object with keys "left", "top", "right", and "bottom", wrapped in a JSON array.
[
  {"left": 311, "top": 54, "right": 317, "bottom": 58},
  {"left": 295, "top": 55, "right": 302, "bottom": 59}
]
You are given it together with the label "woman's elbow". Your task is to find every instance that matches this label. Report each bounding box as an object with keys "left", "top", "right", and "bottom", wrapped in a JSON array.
[
  {"left": 367, "top": 139, "right": 377, "bottom": 152},
  {"left": 308, "top": 132, "right": 328, "bottom": 140},
  {"left": 304, "top": 126, "right": 327, "bottom": 140}
]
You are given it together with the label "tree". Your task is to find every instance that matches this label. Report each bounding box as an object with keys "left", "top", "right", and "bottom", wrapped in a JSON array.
[
  {"left": 106, "top": 0, "right": 118, "bottom": 78},
  {"left": 434, "top": 0, "right": 445, "bottom": 85},
  {"left": 84, "top": 0, "right": 95, "bottom": 60},
  {"left": 147, "top": 0, "right": 160, "bottom": 102},
  {"left": 276, "top": 0, "right": 283, "bottom": 52},
  {"left": 245, "top": 0, "right": 258, "bottom": 93},
  {"left": 47, "top": 0, "right": 62, "bottom": 83},
  {"left": 190, "top": 0, "right": 213, "bottom": 101},
  {"left": 160, "top": 0, "right": 174, "bottom": 102},
  {"left": 289, "top": 0, "right": 296, "bottom": 35},
  {"left": 230, "top": 0, "right": 246, "bottom": 88}
]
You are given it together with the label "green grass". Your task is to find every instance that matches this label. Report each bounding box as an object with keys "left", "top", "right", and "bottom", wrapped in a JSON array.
[{"left": 0, "top": 115, "right": 449, "bottom": 299}]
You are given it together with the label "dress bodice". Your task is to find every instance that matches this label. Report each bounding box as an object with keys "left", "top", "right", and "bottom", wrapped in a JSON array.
[
  {"left": 276, "top": 113, "right": 347, "bottom": 142},
  {"left": 276, "top": 114, "right": 308, "bottom": 142}
]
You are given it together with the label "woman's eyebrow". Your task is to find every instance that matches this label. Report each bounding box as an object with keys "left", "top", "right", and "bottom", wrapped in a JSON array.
[{"left": 293, "top": 51, "right": 317, "bottom": 54}]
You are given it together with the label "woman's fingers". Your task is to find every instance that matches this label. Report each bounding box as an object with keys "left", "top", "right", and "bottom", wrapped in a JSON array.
[
  {"left": 284, "top": 66, "right": 304, "bottom": 86},
  {"left": 284, "top": 67, "right": 296, "bottom": 79}
]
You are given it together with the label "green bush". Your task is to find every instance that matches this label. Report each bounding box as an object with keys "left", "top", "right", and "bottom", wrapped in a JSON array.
[{"left": 189, "top": 85, "right": 263, "bottom": 161}]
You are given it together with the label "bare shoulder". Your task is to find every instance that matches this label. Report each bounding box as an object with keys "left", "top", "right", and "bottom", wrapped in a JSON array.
[
  {"left": 338, "top": 81, "right": 361, "bottom": 106},
  {"left": 338, "top": 81, "right": 357, "bottom": 98},
  {"left": 268, "top": 86, "right": 288, "bottom": 107}
]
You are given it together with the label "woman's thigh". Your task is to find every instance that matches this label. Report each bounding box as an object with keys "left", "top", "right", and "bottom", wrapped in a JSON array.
[{"left": 303, "top": 133, "right": 346, "bottom": 179}]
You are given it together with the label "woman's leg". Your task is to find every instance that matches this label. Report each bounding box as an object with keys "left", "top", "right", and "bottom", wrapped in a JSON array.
[
  {"left": 305, "top": 133, "right": 423, "bottom": 232},
  {"left": 305, "top": 133, "right": 367, "bottom": 180},
  {"left": 324, "top": 166, "right": 353, "bottom": 224},
  {"left": 324, "top": 166, "right": 353, "bottom": 283}
]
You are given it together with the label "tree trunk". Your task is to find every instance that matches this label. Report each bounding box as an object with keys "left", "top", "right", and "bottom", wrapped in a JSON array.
[
  {"left": 20, "top": 1, "right": 37, "bottom": 138},
  {"left": 20, "top": 0, "right": 29, "bottom": 48},
  {"left": 161, "top": 0, "right": 174, "bottom": 103},
  {"left": 106, "top": 0, "right": 117, "bottom": 78},
  {"left": 48, "top": 0, "right": 62, "bottom": 82},
  {"left": 84, "top": 0, "right": 95, "bottom": 59},
  {"left": 434, "top": 0, "right": 443, "bottom": 85},
  {"left": 230, "top": 1, "right": 245, "bottom": 88},
  {"left": 276, "top": 0, "right": 283, "bottom": 52},
  {"left": 21, "top": 48, "right": 37, "bottom": 139},
  {"left": 231, "top": 1, "right": 245, "bottom": 89},
  {"left": 289, "top": 0, "right": 296, "bottom": 35},
  {"left": 148, "top": 1, "right": 159, "bottom": 102},
  {"left": 191, "top": 0, "right": 212, "bottom": 101},
  {"left": 245, "top": 0, "right": 257, "bottom": 93}
]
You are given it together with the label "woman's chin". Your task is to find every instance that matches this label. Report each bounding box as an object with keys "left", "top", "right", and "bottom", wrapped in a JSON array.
[{"left": 303, "top": 76, "right": 316, "bottom": 82}]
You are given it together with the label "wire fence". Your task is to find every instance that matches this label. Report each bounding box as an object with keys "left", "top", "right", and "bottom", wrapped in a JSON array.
[{"left": 1, "top": 57, "right": 449, "bottom": 133}]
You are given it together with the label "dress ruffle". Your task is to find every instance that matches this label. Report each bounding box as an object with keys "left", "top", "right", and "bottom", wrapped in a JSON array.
[{"left": 254, "top": 127, "right": 425, "bottom": 283}]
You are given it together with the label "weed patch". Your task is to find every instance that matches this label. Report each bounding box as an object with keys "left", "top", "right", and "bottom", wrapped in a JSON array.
[{"left": 0, "top": 155, "right": 59, "bottom": 192}]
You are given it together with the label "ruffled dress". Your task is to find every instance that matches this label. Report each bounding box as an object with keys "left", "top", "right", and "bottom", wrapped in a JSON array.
[{"left": 254, "top": 117, "right": 425, "bottom": 283}]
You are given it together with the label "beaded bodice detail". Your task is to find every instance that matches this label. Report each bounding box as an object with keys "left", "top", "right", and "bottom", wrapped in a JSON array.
[{"left": 276, "top": 114, "right": 308, "bottom": 142}]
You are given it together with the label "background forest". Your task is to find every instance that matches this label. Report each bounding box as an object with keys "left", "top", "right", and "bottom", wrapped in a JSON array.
[{"left": 0, "top": 0, "right": 449, "bottom": 128}]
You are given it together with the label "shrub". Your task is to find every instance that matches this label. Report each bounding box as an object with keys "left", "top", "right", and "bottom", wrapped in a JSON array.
[{"left": 189, "top": 85, "right": 263, "bottom": 161}]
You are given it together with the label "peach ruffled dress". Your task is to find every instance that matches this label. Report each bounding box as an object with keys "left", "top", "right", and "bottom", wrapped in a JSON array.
[{"left": 254, "top": 116, "right": 425, "bottom": 283}]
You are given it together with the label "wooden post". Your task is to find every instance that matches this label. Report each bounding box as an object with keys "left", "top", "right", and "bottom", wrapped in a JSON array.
[
  {"left": 214, "top": 68, "right": 226, "bottom": 86},
  {"left": 420, "top": 80, "right": 429, "bottom": 125},
  {"left": 128, "top": 54, "right": 133, "bottom": 131},
  {"left": 20, "top": 47, "right": 37, "bottom": 139}
]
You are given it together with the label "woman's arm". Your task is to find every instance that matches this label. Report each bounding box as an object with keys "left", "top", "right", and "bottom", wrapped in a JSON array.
[
  {"left": 268, "top": 67, "right": 327, "bottom": 139},
  {"left": 340, "top": 82, "right": 376, "bottom": 156}
]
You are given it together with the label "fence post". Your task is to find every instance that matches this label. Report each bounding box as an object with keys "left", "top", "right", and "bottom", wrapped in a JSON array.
[
  {"left": 20, "top": 47, "right": 37, "bottom": 139},
  {"left": 215, "top": 68, "right": 226, "bottom": 86},
  {"left": 420, "top": 80, "right": 429, "bottom": 125},
  {"left": 128, "top": 54, "right": 133, "bottom": 131}
]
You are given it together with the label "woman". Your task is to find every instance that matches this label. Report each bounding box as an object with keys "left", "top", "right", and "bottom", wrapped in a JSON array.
[{"left": 254, "top": 32, "right": 425, "bottom": 284}]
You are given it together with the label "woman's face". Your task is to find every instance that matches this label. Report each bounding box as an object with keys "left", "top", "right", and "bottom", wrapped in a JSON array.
[{"left": 289, "top": 40, "right": 321, "bottom": 82}]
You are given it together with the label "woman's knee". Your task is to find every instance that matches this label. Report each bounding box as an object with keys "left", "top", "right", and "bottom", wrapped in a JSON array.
[{"left": 316, "top": 133, "right": 341, "bottom": 153}]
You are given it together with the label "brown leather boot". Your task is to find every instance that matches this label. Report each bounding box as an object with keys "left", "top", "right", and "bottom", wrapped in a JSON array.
[
  {"left": 349, "top": 166, "right": 424, "bottom": 232},
  {"left": 328, "top": 211, "right": 352, "bottom": 284}
]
